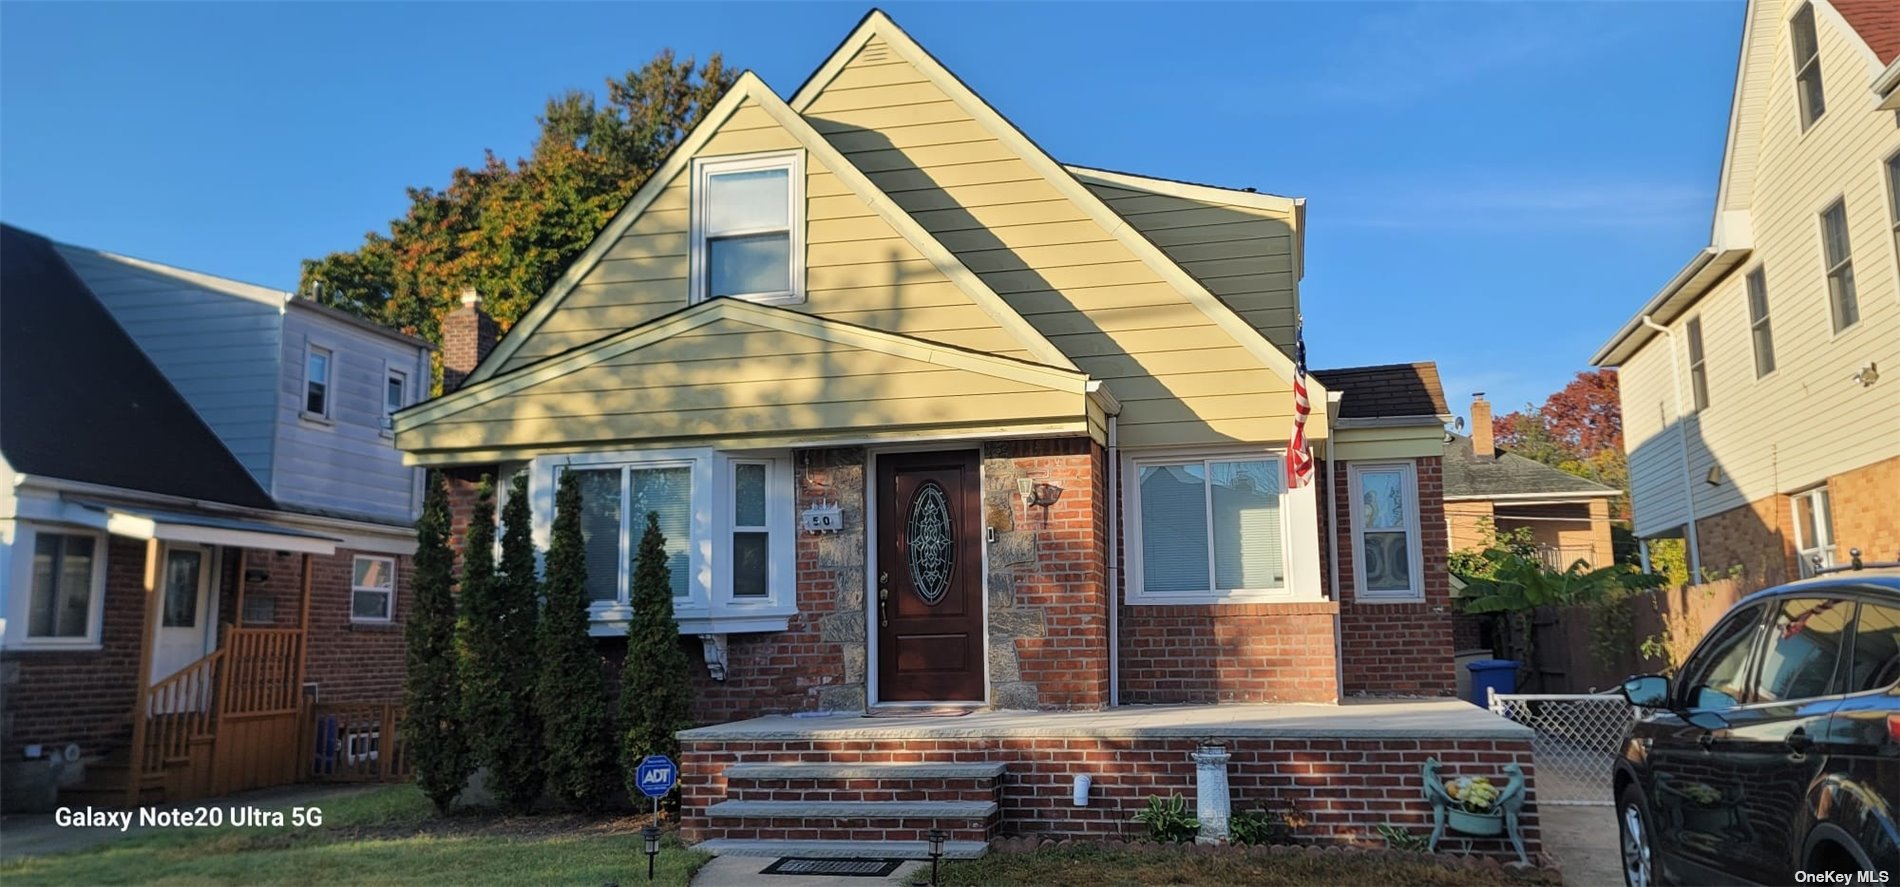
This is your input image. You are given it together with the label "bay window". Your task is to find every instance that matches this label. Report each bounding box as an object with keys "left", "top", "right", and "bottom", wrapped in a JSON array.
[
  {"left": 1126, "top": 453, "right": 1291, "bottom": 603},
  {"left": 1349, "top": 462, "right": 1424, "bottom": 602},
  {"left": 542, "top": 448, "right": 793, "bottom": 633}
]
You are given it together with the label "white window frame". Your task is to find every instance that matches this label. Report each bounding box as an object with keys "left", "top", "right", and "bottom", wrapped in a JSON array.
[
  {"left": 1790, "top": 2, "right": 1825, "bottom": 131},
  {"left": 302, "top": 341, "right": 334, "bottom": 422},
  {"left": 1884, "top": 150, "right": 1900, "bottom": 301},
  {"left": 381, "top": 364, "right": 407, "bottom": 435},
  {"left": 4, "top": 524, "right": 110, "bottom": 650},
  {"left": 1122, "top": 447, "right": 1318, "bottom": 605},
  {"left": 1347, "top": 461, "right": 1426, "bottom": 603},
  {"left": 1685, "top": 315, "right": 1709, "bottom": 411},
  {"left": 1745, "top": 267, "right": 1775, "bottom": 378},
  {"left": 1791, "top": 486, "right": 1835, "bottom": 577},
  {"left": 529, "top": 447, "right": 795, "bottom": 634},
  {"left": 1819, "top": 198, "right": 1860, "bottom": 333},
  {"left": 350, "top": 555, "right": 396, "bottom": 623},
  {"left": 688, "top": 151, "right": 806, "bottom": 306}
]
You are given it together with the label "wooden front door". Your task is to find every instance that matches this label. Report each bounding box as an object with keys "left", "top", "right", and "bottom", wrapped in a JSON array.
[{"left": 876, "top": 450, "right": 984, "bottom": 702}]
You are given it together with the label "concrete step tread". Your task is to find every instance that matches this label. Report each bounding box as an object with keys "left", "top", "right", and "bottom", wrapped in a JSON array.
[
  {"left": 695, "top": 838, "right": 990, "bottom": 860},
  {"left": 707, "top": 800, "right": 998, "bottom": 819},
  {"left": 724, "top": 762, "right": 1006, "bottom": 781}
]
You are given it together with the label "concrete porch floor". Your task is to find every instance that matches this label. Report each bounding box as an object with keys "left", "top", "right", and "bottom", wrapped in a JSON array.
[{"left": 678, "top": 698, "right": 1534, "bottom": 741}]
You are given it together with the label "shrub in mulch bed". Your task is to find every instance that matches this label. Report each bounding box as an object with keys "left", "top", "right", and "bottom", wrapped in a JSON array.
[{"left": 987, "top": 835, "right": 1562, "bottom": 882}]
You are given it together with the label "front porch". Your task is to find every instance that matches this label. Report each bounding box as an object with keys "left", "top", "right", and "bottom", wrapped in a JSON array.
[{"left": 677, "top": 699, "right": 1540, "bottom": 860}]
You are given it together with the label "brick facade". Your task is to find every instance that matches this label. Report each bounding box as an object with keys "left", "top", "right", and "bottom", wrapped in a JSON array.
[
  {"left": 439, "top": 294, "right": 498, "bottom": 393},
  {"left": 1823, "top": 455, "right": 1900, "bottom": 567},
  {"left": 1336, "top": 456, "right": 1456, "bottom": 696},
  {"left": 1119, "top": 602, "right": 1339, "bottom": 703},
  {"left": 1690, "top": 453, "right": 1900, "bottom": 588},
  {"left": 679, "top": 733, "right": 1539, "bottom": 858}
]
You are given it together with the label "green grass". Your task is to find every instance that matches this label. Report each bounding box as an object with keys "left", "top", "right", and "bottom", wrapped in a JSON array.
[
  {"left": 910, "top": 844, "right": 1559, "bottom": 887},
  {"left": 1, "top": 785, "right": 710, "bottom": 887}
]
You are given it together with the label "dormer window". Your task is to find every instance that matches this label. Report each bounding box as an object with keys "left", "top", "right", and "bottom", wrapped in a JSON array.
[{"left": 690, "top": 152, "right": 804, "bottom": 305}]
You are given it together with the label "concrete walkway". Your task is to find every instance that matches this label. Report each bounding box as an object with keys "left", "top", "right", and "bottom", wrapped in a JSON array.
[
  {"left": 1538, "top": 805, "right": 1621, "bottom": 886},
  {"left": 0, "top": 783, "right": 380, "bottom": 862},
  {"left": 690, "top": 855, "right": 924, "bottom": 887}
]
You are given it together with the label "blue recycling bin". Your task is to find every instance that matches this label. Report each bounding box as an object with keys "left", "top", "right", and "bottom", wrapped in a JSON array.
[{"left": 1466, "top": 659, "right": 1520, "bottom": 707}]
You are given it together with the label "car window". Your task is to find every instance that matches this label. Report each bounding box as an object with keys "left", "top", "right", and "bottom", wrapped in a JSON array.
[
  {"left": 1750, "top": 597, "right": 1851, "bottom": 703},
  {"left": 1680, "top": 604, "right": 1765, "bottom": 711},
  {"left": 1846, "top": 601, "right": 1900, "bottom": 693}
]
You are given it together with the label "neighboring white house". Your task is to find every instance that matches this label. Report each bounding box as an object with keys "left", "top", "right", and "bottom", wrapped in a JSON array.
[{"left": 1592, "top": 0, "right": 1900, "bottom": 584}]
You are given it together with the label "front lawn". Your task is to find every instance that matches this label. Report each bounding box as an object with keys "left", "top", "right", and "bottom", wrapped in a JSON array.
[
  {"left": 912, "top": 843, "right": 1560, "bottom": 886},
  {"left": 1, "top": 785, "right": 710, "bottom": 886}
]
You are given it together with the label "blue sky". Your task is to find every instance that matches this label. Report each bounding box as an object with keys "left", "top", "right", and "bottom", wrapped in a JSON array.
[{"left": 0, "top": 2, "right": 1741, "bottom": 418}]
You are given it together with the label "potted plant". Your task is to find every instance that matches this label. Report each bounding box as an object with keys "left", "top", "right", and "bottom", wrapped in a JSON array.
[{"left": 1442, "top": 775, "right": 1505, "bottom": 836}]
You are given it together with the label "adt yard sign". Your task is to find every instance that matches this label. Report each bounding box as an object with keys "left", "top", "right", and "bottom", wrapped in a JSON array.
[{"left": 635, "top": 754, "right": 677, "bottom": 799}]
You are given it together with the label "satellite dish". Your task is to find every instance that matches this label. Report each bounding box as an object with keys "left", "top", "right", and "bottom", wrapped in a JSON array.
[{"left": 1455, "top": 417, "right": 1466, "bottom": 432}]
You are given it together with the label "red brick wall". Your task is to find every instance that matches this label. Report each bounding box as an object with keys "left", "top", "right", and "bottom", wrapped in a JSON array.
[
  {"left": 1119, "top": 602, "right": 1339, "bottom": 704},
  {"left": 679, "top": 734, "right": 1540, "bottom": 858},
  {"left": 1, "top": 537, "right": 149, "bottom": 754},
  {"left": 300, "top": 549, "right": 414, "bottom": 704},
  {"left": 1831, "top": 455, "right": 1900, "bottom": 564},
  {"left": 1337, "top": 456, "right": 1456, "bottom": 696},
  {"left": 440, "top": 301, "right": 498, "bottom": 393}
]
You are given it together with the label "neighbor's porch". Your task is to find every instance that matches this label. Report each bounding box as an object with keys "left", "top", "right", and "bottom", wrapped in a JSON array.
[{"left": 677, "top": 698, "right": 1540, "bottom": 860}]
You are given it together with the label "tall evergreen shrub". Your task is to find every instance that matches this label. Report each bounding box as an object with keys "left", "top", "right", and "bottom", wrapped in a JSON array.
[
  {"left": 619, "top": 511, "right": 695, "bottom": 800},
  {"left": 538, "top": 470, "right": 616, "bottom": 811},
  {"left": 403, "top": 471, "right": 472, "bottom": 814},
  {"left": 461, "top": 474, "right": 545, "bottom": 813}
]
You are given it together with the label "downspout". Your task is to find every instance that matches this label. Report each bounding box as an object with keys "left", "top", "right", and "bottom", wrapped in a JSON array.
[
  {"left": 1106, "top": 413, "right": 1120, "bottom": 708},
  {"left": 1640, "top": 315, "right": 1702, "bottom": 579},
  {"left": 1324, "top": 393, "right": 1344, "bottom": 702}
]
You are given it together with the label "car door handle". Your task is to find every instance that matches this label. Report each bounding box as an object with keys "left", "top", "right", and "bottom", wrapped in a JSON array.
[
  {"left": 1785, "top": 729, "right": 1812, "bottom": 753},
  {"left": 1697, "top": 732, "right": 1715, "bottom": 751}
]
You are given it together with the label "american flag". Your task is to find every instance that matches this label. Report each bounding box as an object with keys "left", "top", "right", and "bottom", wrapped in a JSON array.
[{"left": 1285, "top": 316, "right": 1313, "bottom": 490}]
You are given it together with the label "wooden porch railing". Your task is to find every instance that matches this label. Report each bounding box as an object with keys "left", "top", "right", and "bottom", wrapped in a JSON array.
[
  {"left": 139, "top": 649, "right": 225, "bottom": 777},
  {"left": 303, "top": 701, "right": 411, "bottom": 783},
  {"left": 222, "top": 628, "right": 305, "bottom": 714}
]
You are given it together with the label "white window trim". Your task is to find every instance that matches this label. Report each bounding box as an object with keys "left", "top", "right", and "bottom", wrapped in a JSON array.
[
  {"left": 350, "top": 554, "right": 396, "bottom": 623},
  {"left": 302, "top": 340, "right": 334, "bottom": 424},
  {"left": 1818, "top": 197, "right": 1859, "bottom": 334},
  {"left": 381, "top": 362, "right": 408, "bottom": 437},
  {"left": 1745, "top": 266, "right": 1776, "bottom": 380},
  {"left": 1121, "top": 446, "right": 1321, "bottom": 605},
  {"left": 1790, "top": 2, "right": 1825, "bottom": 131},
  {"left": 1791, "top": 486, "right": 1835, "bottom": 577},
  {"left": 1883, "top": 149, "right": 1900, "bottom": 304},
  {"left": 1347, "top": 461, "right": 1426, "bottom": 604},
  {"left": 4, "top": 523, "right": 110, "bottom": 650},
  {"left": 529, "top": 447, "right": 795, "bottom": 635},
  {"left": 688, "top": 150, "right": 806, "bottom": 306}
]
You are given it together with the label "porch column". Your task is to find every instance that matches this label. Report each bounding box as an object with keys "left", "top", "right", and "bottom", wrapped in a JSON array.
[{"left": 125, "top": 537, "right": 163, "bottom": 807}]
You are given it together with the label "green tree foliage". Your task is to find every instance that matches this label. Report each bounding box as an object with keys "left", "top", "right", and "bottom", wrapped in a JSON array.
[
  {"left": 1457, "top": 545, "right": 1667, "bottom": 666},
  {"left": 538, "top": 471, "right": 617, "bottom": 812},
  {"left": 619, "top": 511, "right": 695, "bottom": 799},
  {"left": 403, "top": 472, "right": 472, "bottom": 814},
  {"left": 299, "top": 52, "right": 735, "bottom": 389},
  {"left": 461, "top": 475, "right": 544, "bottom": 813}
]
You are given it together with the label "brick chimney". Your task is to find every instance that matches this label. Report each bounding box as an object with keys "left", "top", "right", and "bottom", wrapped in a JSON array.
[
  {"left": 1470, "top": 393, "right": 1494, "bottom": 458},
  {"left": 442, "top": 287, "right": 498, "bottom": 392}
]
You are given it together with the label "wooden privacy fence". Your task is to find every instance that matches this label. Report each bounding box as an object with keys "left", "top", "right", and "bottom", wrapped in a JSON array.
[
  {"left": 1521, "top": 577, "right": 1751, "bottom": 693},
  {"left": 303, "top": 701, "right": 412, "bottom": 783}
]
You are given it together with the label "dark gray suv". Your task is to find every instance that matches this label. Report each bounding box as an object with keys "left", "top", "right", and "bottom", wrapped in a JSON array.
[{"left": 1613, "top": 570, "right": 1899, "bottom": 886}]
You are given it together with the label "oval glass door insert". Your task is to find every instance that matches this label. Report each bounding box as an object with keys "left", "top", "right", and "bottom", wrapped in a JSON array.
[{"left": 906, "top": 481, "right": 954, "bottom": 605}]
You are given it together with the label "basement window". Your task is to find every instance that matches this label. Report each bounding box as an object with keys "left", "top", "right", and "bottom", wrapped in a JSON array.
[{"left": 690, "top": 152, "right": 805, "bottom": 306}]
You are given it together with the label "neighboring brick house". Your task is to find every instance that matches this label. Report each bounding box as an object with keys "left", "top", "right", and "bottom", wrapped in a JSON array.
[
  {"left": 395, "top": 12, "right": 1461, "bottom": 719},
  {"left": 0, "top": 224, "right": 428, "bottom": 810},
  {"left": 1592, "top": 0, "right": 1900, "bottom": 588}
]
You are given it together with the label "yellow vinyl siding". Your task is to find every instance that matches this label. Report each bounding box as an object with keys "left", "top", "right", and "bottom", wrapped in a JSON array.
[
  {"left": 1083, "top": 181, "right": 1299, "bottom": 355},
  {"left": 497, "top": 96, "right": 1037, "bottom": 372},
  {"left": 802, "top": 37, "right": 1298, "bottom": 448},
  {"left": 1619, "top": 1, "right": 1900, "bottom": 539},
  {"left": 415, "top": 317, "right": 1085, "bottom": 452}
]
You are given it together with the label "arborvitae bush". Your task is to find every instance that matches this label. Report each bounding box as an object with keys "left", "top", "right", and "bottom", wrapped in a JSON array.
[
  {"left": 403, "top": 471, "right": 472, "bottom": 815},
  {"left": 619, "top": 511, "right": 695, "bottom": 802},
  {"left": 461, "top": 474, "right": 545, "bottom": 813},
  {"left": 537, "top": 470, "right": 617, "bottom": 811}
]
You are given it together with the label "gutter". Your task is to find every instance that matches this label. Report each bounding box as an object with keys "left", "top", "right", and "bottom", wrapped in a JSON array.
[
  {"left": 1592, "top": 249, "right": 1718, "bottom": 366},
  {"left": 1639, "top": 315, "right": 1702, "bottom": 578},
  {"left": 1334, "top": 414, "right": 1455, "bottom": 429}
]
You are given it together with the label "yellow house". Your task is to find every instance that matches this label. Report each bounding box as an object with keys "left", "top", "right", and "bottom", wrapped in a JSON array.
[
  {"left": 396, "top": 10, "right": 1459, "bottom": 717},
  {"left": 1592, "top": 0, "right": 1900, "bottom": 585}
]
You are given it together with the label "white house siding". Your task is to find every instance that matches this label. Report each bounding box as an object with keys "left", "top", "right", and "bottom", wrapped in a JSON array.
[
  {"left": 274, "top": 306, "right": 426, "bottom": 525},
  {"left": 57, "top": 246, "right": 282, "bottom": 486},
  {"left": 1620, "top": 0, "right": 1900, "bottom": 539}
]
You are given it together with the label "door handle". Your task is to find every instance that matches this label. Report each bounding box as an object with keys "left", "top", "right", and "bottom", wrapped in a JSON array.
[
  {"left": 1785, "top": 728, "right": 1812, "bottom": 753},
  {"left": 878, "top": 586, "right": 889, "bottom": 628}
]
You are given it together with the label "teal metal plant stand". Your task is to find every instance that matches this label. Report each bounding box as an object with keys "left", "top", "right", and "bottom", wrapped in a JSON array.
[{"left": 1422, "top": 757, "right": 1528, "bottom": 866}]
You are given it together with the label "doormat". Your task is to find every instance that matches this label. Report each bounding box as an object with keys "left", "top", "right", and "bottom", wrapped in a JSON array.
[
  {"left": 862, "top": 706, "right": 974, "bottom": 718},
  {"left": 760, "top": 857, "right": 906, "bottom": 877}
]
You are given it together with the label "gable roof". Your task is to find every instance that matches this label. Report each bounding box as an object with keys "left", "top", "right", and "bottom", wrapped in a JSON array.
[
  {"left": 1441, "top": 432, "right": 1620, "bottom": 500},
  {"left": 468, "top": 70, "right": 1075, "bottom": 385},
  {"left": 789, "top": 10, "right": 1318, "bottom": 400},
  {"left": 1310, "top": 362, "right": 1449, "bottom": 421},
  {"left": 1836, "top": 1, "right": 1900, "bottom": 65},
  {"left": 0, "top": 224, "right": 277, "bottom": 509}
]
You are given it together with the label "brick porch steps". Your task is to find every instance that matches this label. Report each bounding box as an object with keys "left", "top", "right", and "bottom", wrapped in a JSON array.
[
  {"left": 693, "top": 838, "right": 991, "bottom": 860},
  {"left": 690, "top": 760, "right": 1008, "bottom": 850},
  {"left": 723, "top": 762, "right": 1004, "bottom": 803},
  {"left": 702, "top": 800, "right": 998, "bottom": 843}
]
